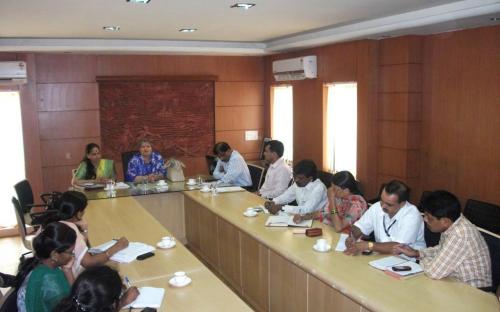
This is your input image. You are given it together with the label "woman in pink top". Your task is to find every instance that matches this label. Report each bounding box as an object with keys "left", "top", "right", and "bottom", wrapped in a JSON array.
[
  {"left": 294, "top": 171, "right": 367, "bottom": 233},
  {"left": 44, "top": 191, "right": 129, "bottom": 276}
]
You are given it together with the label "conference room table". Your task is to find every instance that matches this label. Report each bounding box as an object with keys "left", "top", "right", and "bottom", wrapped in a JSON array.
[{"left": 82, "top": 180, "right": 500, "bottom": 312}]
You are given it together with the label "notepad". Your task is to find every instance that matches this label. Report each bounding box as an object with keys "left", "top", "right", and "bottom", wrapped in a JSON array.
[
  {"left": 265, "top": 215, "right": 313, "bottom": 228},
  {"left": 124, "top": 287, "right": 165, "bottom": 309},
  {"left": 369, "top": 256, "right": 423, "bottom": 276},
  {"left": 89, "top": 241, "right": 155, "bottom": 263},
  {"left": 216, "top": 186, "right": 245, "bottom": 193}
]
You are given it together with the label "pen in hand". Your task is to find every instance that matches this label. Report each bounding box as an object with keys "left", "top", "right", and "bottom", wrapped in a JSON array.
[{"left": 124, "top": 276, "right": 131, "bottom": 289}]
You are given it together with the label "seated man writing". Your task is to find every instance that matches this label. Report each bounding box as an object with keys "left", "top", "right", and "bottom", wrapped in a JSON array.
[
  {"left": 345, "top": 180, "right": 426, "bottom": 255},
  {"left": 212, "top": 142, "right": 252, "bottom": 187},
  {"left": 265, "top": 159, "right": 327, "bottom": 216},
  {"left": 394, "top": 190, "right": 492, "bottom": 289}
]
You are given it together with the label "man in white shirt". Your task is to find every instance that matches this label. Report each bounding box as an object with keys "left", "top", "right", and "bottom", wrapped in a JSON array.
[
  {"left": 345, "top": 180, "right": 426, "bottom": 255},
  {"left": 265, "top": 159, "right": 327, "bottom": 215},
  {"left": 258, "top": 140, "right": 292, "bottom": 199},
  {"left": 212, "top": 142, "right": 252, "bottom": 187}
]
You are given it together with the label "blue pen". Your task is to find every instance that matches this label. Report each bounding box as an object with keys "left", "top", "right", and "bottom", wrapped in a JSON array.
[{"left": 124, "top": 276, "right": 131, "bottom": 289}]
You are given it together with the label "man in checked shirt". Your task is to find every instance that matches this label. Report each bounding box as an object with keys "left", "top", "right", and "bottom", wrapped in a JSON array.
[{"left": 394, "top": 190, "right": 492, "bottom": 290}]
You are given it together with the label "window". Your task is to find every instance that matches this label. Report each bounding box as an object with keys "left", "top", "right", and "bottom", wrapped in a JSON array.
[
  {"left": 324, "top": 82, "right": 357, "bottom": 177},
  {"left": 0, "top": 91, "right": 25, "bottom": 228},
  {"left": 271, "top": 85, "right": 293, "bottom": 162}
]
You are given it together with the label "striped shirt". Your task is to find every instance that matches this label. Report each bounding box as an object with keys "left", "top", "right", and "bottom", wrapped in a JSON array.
[{"left": 419, "top": 215, "right": 492, "bottom": 288}]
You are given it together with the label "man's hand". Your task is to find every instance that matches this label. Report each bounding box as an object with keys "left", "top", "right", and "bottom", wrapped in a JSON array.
[
  {"left": 293, "top": 214, "right": 303, "bottom": 224},
  {"left": 393, "top": 244, "right": 419, "bottom": 258},
  {"left": 264, "top": 201, "right": 282, "bottom": 215},
  {"left": 343, "top": 241, "right": 368, "bottom": 256}
]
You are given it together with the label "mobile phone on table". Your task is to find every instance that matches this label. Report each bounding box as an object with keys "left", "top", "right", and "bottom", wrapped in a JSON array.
[
  {"left": 136, "top": 252, "right": 155, "bottom": 260},
  {"left": 392, "top": 265, "right": 412, "bottom": 272}
]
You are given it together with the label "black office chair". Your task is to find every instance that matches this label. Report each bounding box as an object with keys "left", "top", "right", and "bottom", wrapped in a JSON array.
[
  {"left": 121, "top": 151, "right": 138, "bottom": 180},
  {"left": 0, "top": 288, "right": 18, "bottom": 312},
  {"left": 479, "top": 228, "right": 500, "bottom": 293},
  {"left": 205, "top": 155, "right": 217, "bottom": 175},
  {"left": 246, "top": 164, "right": 265, "bottom": 192},
  {"left": 464, "top": 199, "right": 500, "bottom": 234},
  {"left": 14, "top": 180, "right": 60, "bottom": 215}
]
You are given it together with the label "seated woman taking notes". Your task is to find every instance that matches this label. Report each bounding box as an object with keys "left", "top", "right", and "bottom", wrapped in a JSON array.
[
  {"left": 72, "top": 143, "right": 115, "bottom": 186},
  {"left": 293, "top": 171, "right": 367, "bottom": 232},
  {"left": 126, "top": 139, "right": 166, "bottom": 183}
]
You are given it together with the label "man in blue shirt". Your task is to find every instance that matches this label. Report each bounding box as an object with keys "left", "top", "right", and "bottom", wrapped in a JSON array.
[{"left": 212, "top": 142, "right": 252, "bottom": 187}]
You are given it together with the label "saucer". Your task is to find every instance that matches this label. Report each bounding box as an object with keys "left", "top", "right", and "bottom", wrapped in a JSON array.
[
  {"left": 313, "top": 244, "right": 331, "bottom": 253},
  {"left": 157, "top": 241, "right": 176, "bottom": 249},
  {"left": 156, "top": 186, "right": 169, "bottom": 192},
  {"left": 83, "top": 182, "right": 94, "bottom": 186},
  {"left": 200, "top": 188, "right": 211, "bottom": 193},
  {"left": 156, "top": 183, "right": 168, "bottom": 187},
  {"left": 243, "top": 211, "right": 257, "bottom": 217},
  {"left": 186, "top": 181, "right": 197, "bottom": 186},
  {"left": 168, "top": 276, "right": 192, "bottom": 287}
]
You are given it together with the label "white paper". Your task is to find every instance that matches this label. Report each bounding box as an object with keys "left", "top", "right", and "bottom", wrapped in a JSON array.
[
  {"left": 89, "top": 241, "right": 155, "bottom": 263},
  {"left": 216, "top": 186, "right": 245, "bottom": 193},
  {"left": 265, "top": 215, "right": 313, "bottom": 228},
  {"left": 124, "top": 287, "right": 165, "bottom": 309},
  {"left": 335, "top": 233, "right": 349, "bottom": 252},
  {"left": 115, "top": 182, "right": 130, "bottom": 189},
  {"left": 369, "top": 256, "right": 423, "bottom": 276}
]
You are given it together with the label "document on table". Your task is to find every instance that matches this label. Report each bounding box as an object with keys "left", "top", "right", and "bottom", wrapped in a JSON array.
[
  {"left": 369, "top": 256, "right": 423, "bottom": 276},
  {"left": 89, "top": 241, "right": 155, "bottom": 263},
  {"left": 335, "top": 233, "right": 349, "bottom": 252},
  {"left": 265, "top": 215, "right": 313, "bottom": 228},
  {"left": 216, "top": 186, "right": 245, "bottom": 193},
  {"left": 124, "top": 287, "right": 165, "bottom": 309}
]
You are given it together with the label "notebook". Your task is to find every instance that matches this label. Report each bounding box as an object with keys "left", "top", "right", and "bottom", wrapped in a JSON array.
[
  {"left": 89, "top": 241, "right": 155, "bottom": 263},
  {"left": 265, "top": 215, "right": 313, "bottom": 228},
  {"left": 124, "top": 287, "right": 165, "bottom": 309},
  {"left": 216, "top": 186, "right": 245, "bottom": 193},
  {"left": 369, "top": 256, "right": 423, "bottom": 276}
]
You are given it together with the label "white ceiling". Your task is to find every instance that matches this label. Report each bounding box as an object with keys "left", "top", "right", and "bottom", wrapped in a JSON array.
[{"left": 0, "top": 0, "right": 499, "bottom": 55}]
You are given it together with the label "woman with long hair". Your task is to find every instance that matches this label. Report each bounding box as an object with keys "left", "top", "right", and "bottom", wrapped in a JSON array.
[{"left": 72, "top": 143, "right": 115, "bottom": 186}]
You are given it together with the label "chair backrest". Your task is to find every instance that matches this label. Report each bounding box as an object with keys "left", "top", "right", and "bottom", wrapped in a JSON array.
[
  {"left": 247, "top": 164, "right": 265, "bottom": 192},
  {"left": 479, "top": 229, "right": 500, "bottom": 291},
  {"left": 464, "top": 199, "right": 500, "bottom": 234},
  {"left": 13, "top": 180, "right": 34, "bottom": 214},
  {"left": 205, "top": 155, "right": 217, "bottom": 175},
  {"left": 11, "top": 197, "right": 31, "bottom": 251},
  {"left": 121, "top": 151, "right": 138, "bottom": 180},
  {"left": 0, "top": 288, "right": 18, "bottom": 312}
]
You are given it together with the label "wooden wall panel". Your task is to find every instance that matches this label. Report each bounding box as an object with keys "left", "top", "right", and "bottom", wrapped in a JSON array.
[
  {"left": 380, "top": 36, "right": 423, "bottom": 65},
  {"left": 378, "top": 148, "right": 420, "bottom": 179},
  {"left": 215, "top": 130, "right": 263, "bottom": 154},
  {"left": 42, "top": 165, "right": 74, "bottom": 192},
  {"left": 269, "top": 250, "right": 307, "bottom": 312},
  {"left": 38, "top": 111, "right": 100, "bottom": 140},
  {"left": 379, "top": 121, "right": 421, "bottom": 150},
  {"left": 215, "top": 82, "right": 264, "bottom": 107},
  {"left": 379, "top": 93, "right": 422, "bottom": 121},
  {"left": 217, "top": 219, "right": 242, "bottom": 292},
  {"left": 215, "top": 106, "right": 265, "bottom": 131},
  {"left": 241, "top": 232, "right": 269, "bottom": 312},
  {"left": 379, "top": 64, "right": 422, "bottom": 93},
  {"left": 308, "top": 275, "right": 362, "bottom": 312},
  {"left": 38, "top": 83, "right": 98, "bottom": 111},
  {"left": 40, "top": 137, "right": 101, "bottom": 167},
  {"left": 35, "top": 54, "right": 97, "bottom": 83}
]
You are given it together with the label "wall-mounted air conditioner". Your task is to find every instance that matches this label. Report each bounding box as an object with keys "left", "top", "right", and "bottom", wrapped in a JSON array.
[
  {"left": 272, "top": 55, "right": 317, "bottom": 81},
  {"left": 0, "top": 61, "right": 27, "bottom": 85}
]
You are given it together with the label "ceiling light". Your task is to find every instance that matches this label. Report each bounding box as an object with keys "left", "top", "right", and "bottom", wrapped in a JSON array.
[
  {"left": 103, "top": 26, "right": 120, "bottom": 32},
  {"left": 230, "top": 3, "right": 256, "bottom": 10},
  {"left": 179, "top": 28, "right": 197, "bottom": 33},
  {"left": 126, "top": 0, "right": 151, "bottom": 3}
]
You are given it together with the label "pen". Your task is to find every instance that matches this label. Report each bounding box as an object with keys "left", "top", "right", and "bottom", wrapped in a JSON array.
[{"left": 124, "top": 276, "right": 131, "bottom": 289}]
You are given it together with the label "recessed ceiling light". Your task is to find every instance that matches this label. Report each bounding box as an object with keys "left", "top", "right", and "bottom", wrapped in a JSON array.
[
  {"left": 126, "top": 0, "right": 151, "bottom": 3},
  {"left": 103, "top": 26, "right": 120, "bottom": 32},
  {"left": 490, "top": 17, "right": 500, "bottom": 21},
  {"left": 179, "top": 28, "right": 197, "bottom": 33},
  {"left": 230, "top": 3, "right": 256, "bottom": 10}
]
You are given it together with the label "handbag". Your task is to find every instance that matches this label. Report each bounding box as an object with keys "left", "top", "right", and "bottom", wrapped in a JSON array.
[{"left": 165, "top": 158, "right": 186, "bottom": 182}]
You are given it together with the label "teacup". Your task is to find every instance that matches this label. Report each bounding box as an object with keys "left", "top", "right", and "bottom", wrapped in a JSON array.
[
  {"left": 201, "top": 185, "right": 210, "bottom": 192},
  {"left": 174, "top": 271, "right": 188, "bottom": 284},
  {"left": 162, "top": 236, "right": 174, "bottom": 245},
  {"left": 157, "top": 180, "right": 167, "bottom": 186},
  {"left": 188, "top": 178, "right": 196, "bottom": 184},
  {"left": 316, "top": 238, "right": 328, "bottom": 249},
  {"left": 246, "top": 207, "right": 255, "bottom": 213}
]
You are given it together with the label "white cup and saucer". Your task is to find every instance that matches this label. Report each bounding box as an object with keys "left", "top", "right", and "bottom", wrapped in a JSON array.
[
  {"left": 313, "top": 238, "right": 331, "bottom": 252},
  {"left": 243, "top": 207, "right": 258, "bottom": 217},
  {"left": 168, "top": 271, "right": 192, "bottom": 287},
  {"left": 156, "top": 180, "right": 169, "bottom": 192},
  {"left": 157, "top": 236, "right": 176, "bottom": 249},
  {"left": 200, "top": 184, "right": 211, "bottom": 193},
  {"left": 186, "top": 178, "right": 197, "bottom": 186}
]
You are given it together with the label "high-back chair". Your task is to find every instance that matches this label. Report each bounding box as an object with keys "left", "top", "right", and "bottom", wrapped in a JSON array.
[
  {"left": 121, "top": 150, "right": 138, "bottom": 180},
  {"left": 247, "top": 164, "right": 266, "bottom": 192},
  {"left": 12, "top": 197, "right": 34, "bottom": 251},
  {"left": 464, "top": 199, "right": 500, "bottom": 234}
]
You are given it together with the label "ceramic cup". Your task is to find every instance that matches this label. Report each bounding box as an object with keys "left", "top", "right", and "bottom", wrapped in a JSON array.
[
  {"left": 316, "top": 238, "right": 327, "bottom": 249},
  {"left": 188, "top": 178, "right": 196, "bottom": 184},
  {"left": 162, "top": 236, "right": 174, "bottom": 245},
  {"left": 174, "top": 271, "right": 187, "bottom": 284},
  {"left": 157, "top": 180, "right": 166, "bottom": 185}
]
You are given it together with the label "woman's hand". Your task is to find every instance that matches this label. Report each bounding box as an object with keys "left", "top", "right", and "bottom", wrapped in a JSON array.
[{"left": 119, "top": 287, "right": 140, "bottom": 309}]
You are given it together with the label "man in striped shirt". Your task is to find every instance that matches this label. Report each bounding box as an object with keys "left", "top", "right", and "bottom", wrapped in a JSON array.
[{"left": 394, "top": 190, "right": 492, "bottom": 289}]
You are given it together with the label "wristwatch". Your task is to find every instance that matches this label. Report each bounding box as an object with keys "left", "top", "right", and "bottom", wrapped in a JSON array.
[{"left": 367, "top": 242, "right": 374, "bottom": 250}]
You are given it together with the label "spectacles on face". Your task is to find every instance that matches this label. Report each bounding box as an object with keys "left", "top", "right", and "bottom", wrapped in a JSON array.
[{"left": 61, "top": 250, "right": 75, "bottom": 257}]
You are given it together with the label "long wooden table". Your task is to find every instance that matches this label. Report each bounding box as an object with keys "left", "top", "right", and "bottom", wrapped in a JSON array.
[
  {"left": 85, "top": 196, "right": 252, "bottom": 311},
  {"left": 183, "top": 190, "right": 500, "bottom": 312}
]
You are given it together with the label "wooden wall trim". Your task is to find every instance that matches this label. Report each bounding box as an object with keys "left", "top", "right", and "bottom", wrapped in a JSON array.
[{"left": 96, "top": 75, "right": 218, "bottom": 82}]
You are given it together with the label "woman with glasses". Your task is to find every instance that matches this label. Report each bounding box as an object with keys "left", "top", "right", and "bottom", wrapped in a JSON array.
[{"left": 16, "top": 222, "right": 76, "bottom": 312}]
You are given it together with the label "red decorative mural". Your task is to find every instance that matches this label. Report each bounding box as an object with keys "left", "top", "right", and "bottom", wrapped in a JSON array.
[{"left": 99, "top": 81, "right": 215, "bottom": 162}]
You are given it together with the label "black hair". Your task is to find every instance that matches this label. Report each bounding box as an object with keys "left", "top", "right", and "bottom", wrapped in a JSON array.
[
  {"left": 331, "top": 171, "right": 362, "bottom": 195},
  {"left": 54, "top": 266, "right": 123, "bottom": 312},
  {"left": 383, "top": 180, "right": 410, "bottom": 203},
  {"left": 265, "top": 140, "right": 284, "bottom": 158},
  {"left": 15, "top": 222, "right": 76, "bottom": 289},
  {"left": 293, "top": 159, "right": 318, "bottom": 180},
  {"left": 82, "top": 143, "right": 100, "bottom": 180},
  {"left": 41, "top": 191, "right": 88, "bottom": 227},
  {"left": 213, "top": 142, "right": 231, "bottom": 155},
  {"left": 422, "top": 190, "right": 461, "bottom": 222}
]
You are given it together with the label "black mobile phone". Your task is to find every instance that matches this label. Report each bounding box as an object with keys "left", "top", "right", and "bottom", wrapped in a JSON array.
[
  {"left": 361, "top": 250, "right": 373, "bottom": 256},
  {"left": 136, "top": 252, "right": 155, "bottom": 261},
  {"left": 392, "top": 265, "right": 412, "bottom": 272},
  {"left": 141, "top": 308, "right": 157, "bottom": 312}
]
